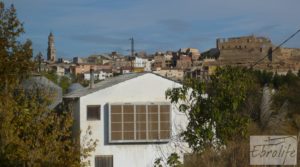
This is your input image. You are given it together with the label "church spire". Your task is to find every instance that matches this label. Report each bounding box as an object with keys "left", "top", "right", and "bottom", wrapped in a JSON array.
[{"left": 47, "top": 32, "right": 56, "bottom": 62}]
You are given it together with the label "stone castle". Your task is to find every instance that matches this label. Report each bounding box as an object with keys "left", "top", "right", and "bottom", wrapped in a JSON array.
[{"left": 214, "top": 35, "right": 300, "bottom": 73}]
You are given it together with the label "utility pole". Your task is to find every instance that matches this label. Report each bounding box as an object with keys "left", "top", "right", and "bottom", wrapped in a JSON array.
[
  {"left": 130, "top": 37, "right": 134, "bottom": 57},
  {"left": 129, "top": 37, "right": 134, "bottom": 72}
]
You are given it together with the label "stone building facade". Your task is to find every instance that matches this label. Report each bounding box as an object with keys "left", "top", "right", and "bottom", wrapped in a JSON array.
[{"left": 216, "top": 35, "right": 273, "bottom": 66}]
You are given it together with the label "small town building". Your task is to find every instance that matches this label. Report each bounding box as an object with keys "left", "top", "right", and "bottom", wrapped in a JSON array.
[
  {"left": 84, "top": 70, "right": 113, "bottom": 81},
  {"left": 64, "top": 73, "right": 189, "bottom": 167},
  {"left": 153, "top": 69, "right": 185, "bottom": 81}
]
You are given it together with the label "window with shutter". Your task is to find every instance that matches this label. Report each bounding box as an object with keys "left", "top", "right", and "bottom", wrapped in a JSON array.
[
  {"left": 160, "top": 105, "right": 170, "bottom": 139},
  {"left": 111, "top": 105, "right": 122, "bottom": 140},
  {"left": 136, "top": 105, "right": 147, "bottom": 140},
  {"left": 109, "top": 103, "right": 171, "bottom": 143}
]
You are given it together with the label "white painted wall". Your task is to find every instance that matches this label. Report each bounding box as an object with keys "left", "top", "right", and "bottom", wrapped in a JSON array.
[
  {"left": 84, "top": 71, "right": 113, "bottom": 81},
  {"left": 133, "top": 57, "right": 145, "bottom": 68},
  {"left": 78, "top": 73, "right": 189, "bottom": 167},
  {"left": 144, "top": 60, "right": 154, "bottom": 72}
]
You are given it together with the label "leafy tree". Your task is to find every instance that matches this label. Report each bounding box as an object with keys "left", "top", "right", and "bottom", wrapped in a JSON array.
[
  {"left": 60, "top": 76, "right": 71, "bottom": 93},
  {"left": 284, "top": 70, "right": 297, "bottom": 85},
  {"left": 272, "top": 72, "right": 284, "bottom": 89},
  {"left": 166, "top": 66, "right": 255, "bottom": 152},
  {"left": 42, "top": 71, "right": 59, "bottom": 84},
  {"left": 0, "top": 88, "right": 98, "bottom": 166},
  {"left": 253, "top": 70, "right": 273, "bottom": 86},
  {"left": 34, "top": 52, "right": 43, "bottom": 73},
  {"left": 0, "top": 2, "right": 34, "bottom": 91},
  {"left": 42, "top": 71, "right": 71, "bottom": 94},
  {"left": 273, "top": 74, "right": 300, "bottom": 114},
  {"left": 0, "top": 2, "right": 97, "bottom": 166}
]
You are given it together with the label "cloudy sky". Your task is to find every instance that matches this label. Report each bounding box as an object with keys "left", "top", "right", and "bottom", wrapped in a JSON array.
[{"left": 4, "top": 0, "right": 300, "bottom": 59}]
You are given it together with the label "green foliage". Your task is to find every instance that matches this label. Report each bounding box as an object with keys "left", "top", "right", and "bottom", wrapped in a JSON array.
[
  {"left": 284, "top": 70, "right": 298, "bottom": 85},
  {"left": 59, "top": 76, "right": 71, "bottom": 93},
  {"left": 0, "top": 2, "right": 97, "bottom": 166},
  {"left": 166, "top": 66, "right": 255, "bottom": 152},
  {"left": 42, "top": 71, "right": 58, "bottom": 84},
  {"left": 0, "top": 2, "right": 34, "bottom": 91},
  {"left": 273, "top": 76, "right": 300, "bottom": 115},
  {"left": 253, "top": 70, "right": 273, "bottom": 86},
  {"left": 271, "top": 70, "right": 298, "bottom": 90},
  {"left": 253, "top": 70, "right": 298, "bottom": 89},
  {"left": 153, "top": 158, "right": 163, "bottom": 167},
  {"left": 167, "top": 153, "right": 182, "bottom": 167},
  {"left": 272, "top": 72, "right": 284, "bottom": 89},
  {"left": 0, "top": 88, "right": 98, "bottom": 166},
  {"left": 42, "top": 71, "right": 71, "bottom": 94}
]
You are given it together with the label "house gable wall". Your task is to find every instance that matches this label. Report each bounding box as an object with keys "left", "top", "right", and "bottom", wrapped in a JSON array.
[{"left": 79, "top": 73, "right": 189, "bottom": 167}]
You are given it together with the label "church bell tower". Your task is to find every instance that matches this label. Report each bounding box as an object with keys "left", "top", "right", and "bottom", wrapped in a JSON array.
[{"left": 47, "top": 32, "right": 56, "bottom": 62}]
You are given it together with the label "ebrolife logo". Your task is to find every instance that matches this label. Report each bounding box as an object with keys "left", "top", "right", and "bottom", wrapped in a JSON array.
[{"left": 250, "top": 136, "right": 297, "bottom": 165}]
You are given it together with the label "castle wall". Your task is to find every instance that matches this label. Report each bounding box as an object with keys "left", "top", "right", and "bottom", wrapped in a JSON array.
[
  {"left": 217, "top": 36, "right": 272, "bottom": 50},
  {"left": 215, "top": 36, "right": 300, "bottom": 73}
]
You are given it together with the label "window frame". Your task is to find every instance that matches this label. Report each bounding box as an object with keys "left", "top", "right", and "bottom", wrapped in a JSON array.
[
  {"left": 95, "top": 155, "right": 113, "bottom": 167},
  {"left": 87, "top": 105, "right": 101, "bottom": 121},
  {"left": 109, "top": 102, "right": 171, "bottom": 143}
]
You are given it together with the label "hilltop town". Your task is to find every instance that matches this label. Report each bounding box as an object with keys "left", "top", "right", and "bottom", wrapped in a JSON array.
[
  {"left": 2, "top": 1, "right": 300, "bottom": 167},
  {"left": 39, "top": 33, "right": 300, "bottom": 83}
]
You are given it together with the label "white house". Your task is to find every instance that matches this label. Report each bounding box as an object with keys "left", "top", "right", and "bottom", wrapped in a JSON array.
[
  {"left": 132, "top": 57, "right": 145, "bottom": 68},
  {"left": 84, "top": 71, "right": 113, "bottom": 81},
  {"left": 64, "top": 73, "right": 189, "bottom": 167},
  {"left": 144, "top": 59, "right": 154, "bottom": 72},
  {"left": 49, "top": 65, "right": 65, "bottom": 76},
  {"left": 132, "top": 57, "right": 153, "bottom": 72}
]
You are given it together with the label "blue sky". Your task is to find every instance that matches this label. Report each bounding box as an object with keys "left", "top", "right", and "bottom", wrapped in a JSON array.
[{"left": 4, "top": 0, "right": 300, "bottom": 59}]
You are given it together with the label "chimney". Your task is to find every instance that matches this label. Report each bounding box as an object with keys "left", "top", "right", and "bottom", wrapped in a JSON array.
[{"left": 90, "top": 66, "right": 95, "bottom": 89}]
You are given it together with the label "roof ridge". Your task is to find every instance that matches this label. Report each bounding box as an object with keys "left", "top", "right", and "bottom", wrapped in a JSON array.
[
  {"left": 64, "top": 72, "right": 181, "bottom": 98},
  {"left": 64, "top": 72, "right": 147, "bottom": 98}
]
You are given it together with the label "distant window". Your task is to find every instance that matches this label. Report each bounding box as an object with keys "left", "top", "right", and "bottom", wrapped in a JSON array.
[
  {"left": 87, "top": 105, "right": 101, "bottom": 120},
  {"left": 95, "top": 156, "right": 113, "bottom": 167},
  {"left": 110, "top": 103, "right": 171, "bottom": 143}
]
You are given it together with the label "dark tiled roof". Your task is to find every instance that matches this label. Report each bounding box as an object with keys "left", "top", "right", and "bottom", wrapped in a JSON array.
[{"left": 64, "top": 73, "right": 146, "bottom": 98}]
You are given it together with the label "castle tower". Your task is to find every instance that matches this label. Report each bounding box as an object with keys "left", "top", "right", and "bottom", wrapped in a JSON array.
[{"left": 47, "top": 32, "right": 56, "bottom": 62}]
